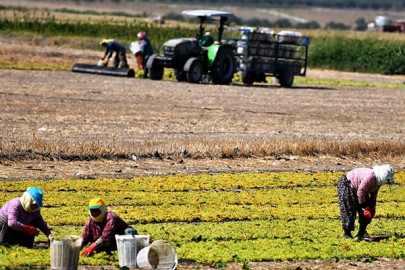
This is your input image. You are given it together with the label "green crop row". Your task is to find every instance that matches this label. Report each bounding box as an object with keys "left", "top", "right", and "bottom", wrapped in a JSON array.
[
  {"left": 0, "top": 171, "right": 405, "bottom": 267},
  {"left": 0, "top": 171, "right": 362, "bottom": 191}
]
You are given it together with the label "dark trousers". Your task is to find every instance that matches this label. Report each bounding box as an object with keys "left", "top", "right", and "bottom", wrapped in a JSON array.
[
  {"left": 0, "top": 215, "right": 40, "bottom": 248},
  {"left": 113, "top": 50, "right": 129, "bottom": 69},
  {"left": 142, "top": 57, "right": 149, "bottom": 78},
  {"left": 337, "top": 175, "right": 372, "bottom": 232}
]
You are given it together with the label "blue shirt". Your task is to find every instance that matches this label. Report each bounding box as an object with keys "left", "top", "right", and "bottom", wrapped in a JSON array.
[
  {"left": 104, "top": 41, "right": 126, "bottom": 59},
  {"left": 140, "top": 37, "right": 153, "bottom": 60}
]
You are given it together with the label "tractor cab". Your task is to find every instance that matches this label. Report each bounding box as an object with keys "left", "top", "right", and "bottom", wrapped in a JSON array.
[
  {"left": 147, "top": 10, "right": 237, "bottom": 85},
  {"left": 182, "top": 10, "right": 232, "bottom": 47}
]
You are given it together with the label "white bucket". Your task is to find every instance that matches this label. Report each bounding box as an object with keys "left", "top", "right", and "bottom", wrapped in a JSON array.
[
  {"left": 115, "top": 234, "right": 150, "bottom": 268},
  {"left": 129, "top": 41, "right": 141, "bottom": 55},
  {"left": 50, "top": 235, "right": 82, "bottom": 270},
  {"left": 137, "top": 240, "right": 177, "bottom": 270},
  {"left": 97, "top": 60, "right": 106, "bottom": 67},
  {"left": 236, "top": 41, "right": 247, "bottom": 55}
]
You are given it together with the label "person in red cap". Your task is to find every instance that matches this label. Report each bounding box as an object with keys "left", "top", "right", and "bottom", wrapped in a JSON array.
[
  {"left": 80, "top": 197, "right": 136, "bottom": 256},
  {"left": 137, "top": 31, "right": 153, "bottom": 78},
  {"left": 0, "top": 187, "right": 52, "bottom": 248}
]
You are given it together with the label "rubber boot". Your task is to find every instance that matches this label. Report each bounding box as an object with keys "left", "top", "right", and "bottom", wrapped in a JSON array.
[
  {"left": 354, "top": 223, "right": 367, "bottom": 242},
  {"left": 343, "top": 229, "right": 353, "bottom": 239}
]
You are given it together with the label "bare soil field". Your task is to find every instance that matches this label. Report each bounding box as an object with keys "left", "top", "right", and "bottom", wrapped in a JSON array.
[{"left": 1, "top": 67, "right": 405, "bottom": 182}]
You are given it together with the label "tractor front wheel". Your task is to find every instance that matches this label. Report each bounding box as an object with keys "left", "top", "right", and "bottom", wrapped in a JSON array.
[
  {"left": 147, "top": 54, "right": 164, "bottom": 80},
  {"left": 187, "top": 60, "right": 203, "bottom": 84}
]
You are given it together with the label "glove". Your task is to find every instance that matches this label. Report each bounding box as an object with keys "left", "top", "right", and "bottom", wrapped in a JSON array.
[
  {"left": 23, "top": 225, "right": 38, "bottom": 236},
  {"left": 363, "top": 208, "right": 372, "bottom": 219},
  {"left": 81, "top": 243, "right": 98, "bottom": 256}
]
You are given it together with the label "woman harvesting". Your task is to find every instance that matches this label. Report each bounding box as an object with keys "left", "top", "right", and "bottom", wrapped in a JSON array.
[{"left": 337, "top": 164, "right": 395, "bottom": 241}]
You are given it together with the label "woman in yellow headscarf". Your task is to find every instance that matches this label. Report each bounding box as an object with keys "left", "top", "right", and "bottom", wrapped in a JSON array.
[{"left": 80, "top": 197, "right": 136, "bottom": 256}]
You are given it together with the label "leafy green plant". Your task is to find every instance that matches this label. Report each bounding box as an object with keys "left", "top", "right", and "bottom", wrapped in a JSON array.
[{"left": 1, "top": 172, "right": 405, "bottom": 266}]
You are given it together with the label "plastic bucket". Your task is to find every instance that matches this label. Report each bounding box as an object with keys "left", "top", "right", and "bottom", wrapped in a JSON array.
[
  {"left": 115, "top": 234, "right": 150, "bottom": 268},
  {"left": 236, "top": 41, "right": 247, "bottom": 55},
  {"left": 50, "top": 235, "right": 82, "bottom": 270},
  {"left": 137, "top": 240, "right": 177, "bottom": 270},
  {"left": 129, "top": 41, "right": 141, "bottom": 55}
]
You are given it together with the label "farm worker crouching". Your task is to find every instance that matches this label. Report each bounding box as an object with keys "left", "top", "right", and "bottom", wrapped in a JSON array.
[
  {"left": 137, "top": 31, "right": 153, "bottom": 78},
  {"left": 99, "top": 39, "right": 129, "bottom": 69},
  {"left": 0, "top": 187, "right": 52, "bottom": 248},
  {"left": 337, "top": 164, "right": 395, "bottom": 241},
  {"left": 80, "top": 197, "right": 137, "bottom": 256}
]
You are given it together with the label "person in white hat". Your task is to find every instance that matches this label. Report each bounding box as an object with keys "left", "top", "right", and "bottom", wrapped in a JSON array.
[
  {"left": 337, "top": 164, "right": 395, "bottom": 241},
  {"left": 137, "top": 31, "right": 153, "bottom": 78}
]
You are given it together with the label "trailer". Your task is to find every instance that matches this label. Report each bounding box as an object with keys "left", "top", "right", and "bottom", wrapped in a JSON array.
[{"left": 232, "top": 28, "right": 309, "bottom": 87}]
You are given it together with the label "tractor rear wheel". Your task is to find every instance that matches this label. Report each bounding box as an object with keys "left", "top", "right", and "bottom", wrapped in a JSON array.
[
  {"left": 147, "top": 55, "right": 164, "bottom": 80},
  {"left": 211, "top": 47, "right": 235, "bottom": 85},
  {"left": 187, "top": 60, "right": 203, "bottom": 84}
]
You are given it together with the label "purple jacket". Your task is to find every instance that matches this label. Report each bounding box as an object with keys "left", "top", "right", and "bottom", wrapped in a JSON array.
[
  {"left": 346, "top": 168, "right": 380, "bottom": 204},
  {"left": 0, "top": 197, "right": 49, "bottom": 233}
]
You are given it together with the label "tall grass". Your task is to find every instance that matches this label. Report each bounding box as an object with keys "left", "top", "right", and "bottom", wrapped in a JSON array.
[{"left": 0, "top": 136, "right": 404, "bottom": 161}]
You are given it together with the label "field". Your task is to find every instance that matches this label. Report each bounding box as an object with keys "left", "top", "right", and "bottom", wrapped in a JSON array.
[
  {"left": 2, "top": 1, "right": 405, "bottom": 269},
  {"left": 5, "top": 0, "right": 405, "bottom": 28},
  {"left": 2, "top": 60, "right": 405, "bottom": 270},
  {"left": 1, "top": 67, "right": 405, "bottom": 180}
]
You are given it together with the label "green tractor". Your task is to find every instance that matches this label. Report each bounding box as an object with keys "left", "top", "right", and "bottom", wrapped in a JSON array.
[{"left": 146, "top": 10, "right": 236, "bottom": 85}]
